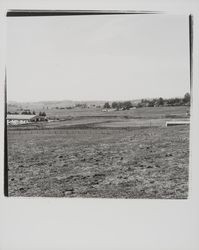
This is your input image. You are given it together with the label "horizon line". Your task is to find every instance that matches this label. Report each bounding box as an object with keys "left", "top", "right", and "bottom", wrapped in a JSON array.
[{"left": 7, "top": 94, "right": 189, "bottom": 104}]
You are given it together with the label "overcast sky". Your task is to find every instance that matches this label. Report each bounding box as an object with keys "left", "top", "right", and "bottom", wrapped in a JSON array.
[{"left": 7, "top": 14, "right": 190, "bottom": 102}]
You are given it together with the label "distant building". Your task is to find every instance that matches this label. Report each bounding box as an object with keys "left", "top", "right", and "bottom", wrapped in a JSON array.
[
  {"left": 7, "top": 114, "right": 48, "bottom": 125},
  {"left": 102, "top": 108, "right": 116, "bottom": 112},
  {"left": 186, "top": 110, "right": 190, "bottom": 117}
]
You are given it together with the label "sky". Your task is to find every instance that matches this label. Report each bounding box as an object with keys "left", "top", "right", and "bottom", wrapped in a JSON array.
[{"left": 7, "top": 14, "right": 190, "bottom": 102}]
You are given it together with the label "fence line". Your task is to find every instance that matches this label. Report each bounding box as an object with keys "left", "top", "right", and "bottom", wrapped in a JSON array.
[{"left": 7, "top": 128, "right": 69, "bottom": 135}]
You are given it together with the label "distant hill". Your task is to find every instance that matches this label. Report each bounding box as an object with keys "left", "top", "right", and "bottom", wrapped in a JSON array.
[{"left": 7, "top": 99, "right": 141, "bottom": 111}]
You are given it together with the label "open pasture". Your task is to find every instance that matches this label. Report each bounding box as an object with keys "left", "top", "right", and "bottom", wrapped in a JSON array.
[
  {"left": 40, "top": 105, "right": 189, "bottom": 119},
  {"left": 7, "top": 123, "right": 189, "bottom": 198},
  {"left": 8, "top": 106, "right": 190, "bottom": 130}
]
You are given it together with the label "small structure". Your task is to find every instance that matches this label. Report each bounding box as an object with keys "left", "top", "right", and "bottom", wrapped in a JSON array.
[
  {"left": 186, "top": 110, "right": 190, "bottom": 117},
  {"left": 7, "top": 114, "right": 48, "bottom": 125},
  {"left": 102, "top": 108, "right": 116, "bottom": 112},
  {"left": 166, "top": 120, "right": 190, "bottom": 127}
]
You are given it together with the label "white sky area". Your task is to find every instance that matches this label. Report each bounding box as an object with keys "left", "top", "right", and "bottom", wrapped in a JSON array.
[{"left": 7, "top": 14, "right": 190, "bottom": 102}]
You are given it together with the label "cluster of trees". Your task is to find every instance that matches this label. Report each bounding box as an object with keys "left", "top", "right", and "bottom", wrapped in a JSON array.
[
  {"left": 14, "top": 110, "right": 47, "bottom": 116},
  {"left": 138, "top": 93, "right": 190, "bottom": 108},
  {"left": 21, "top": 110, "right": 36, "bottom": 115},
  {"left": 103, "top": 93, "right": 190, "bottom": 110},
  {"left": 55, "top": 103, "right": 89, "bottom": 109},
  {"left": 7, "top": 111, "right": 19, "bottom": 115},
  {"left": 55, "top": 106, "right": 68, "bottom": 110},
  {"left": 55, "top": 104, "right": 102, "bottom": 110},
  {"left": 39, "top": 111, "right": 46, "bottom": 116},
  {"left": 75, "top": 103, "right": 88, "bottom": 108},
  {"left": 104, "top": 101, "right": 133, "bottom": 110}
]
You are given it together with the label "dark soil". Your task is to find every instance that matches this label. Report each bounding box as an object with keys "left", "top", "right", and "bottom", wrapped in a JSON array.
[{"left": 7, "top": 125, "right": 189, "bottom": 199}]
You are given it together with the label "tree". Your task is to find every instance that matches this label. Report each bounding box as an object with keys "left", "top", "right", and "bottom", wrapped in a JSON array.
[
  {"left": 33, "top": 111, "right": 36, "bottom": 115},
  {"left": 112, "top": 102, "right": 118, "bottom": 109},
  {"left": 174, "top": 98, "right": 181, "bottom": 106},
  {"left": 103, "top": 102, "right": 111, "bottom": 109},
  {"left": 184, "top": 92, "right": 190, "bottom": 104},
  {"left": 117, "top": 102, "right": 123, "bottom": 110},
  {"left": 39, "top": 111, "right": 46, "bottom": 116},
  {"left": 148, "top": 99, "right": 156, "bottom": 107},
  {"left": 157, "top": 97, "right": 164, "bottom": 106},
  {"left": 22, "top": 110, "right": 31, "bottom": 115},
  {"left": 122, "top": 101, "right": 132, "bottom": 110}
]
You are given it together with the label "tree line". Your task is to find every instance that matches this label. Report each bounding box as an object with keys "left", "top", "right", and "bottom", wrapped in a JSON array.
[
  {"left": 103, "top": 93, "right": 190, "bottom": 110},
  {"left": 7, "top": 110, "right": 46, "bottom": 116},
  {"left": 103, "top": 101, "right": 133, "bottom": 110}
]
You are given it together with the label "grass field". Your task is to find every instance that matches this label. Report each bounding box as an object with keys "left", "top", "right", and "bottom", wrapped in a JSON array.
[{"left": 7, "top": 106, "right": 190, "bottom": 198}]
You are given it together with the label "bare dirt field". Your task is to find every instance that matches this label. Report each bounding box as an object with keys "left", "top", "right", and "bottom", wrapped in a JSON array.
[{"left": 7, "top": 106, "right": 190, "bottom": 198}]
